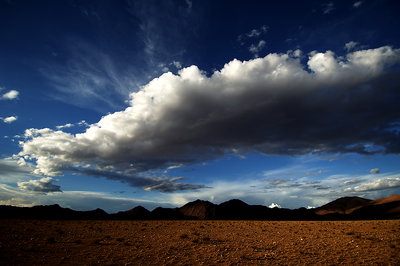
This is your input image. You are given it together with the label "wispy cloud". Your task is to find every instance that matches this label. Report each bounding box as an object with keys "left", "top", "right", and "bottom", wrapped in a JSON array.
[
  {"left": 322, "top": 2, "right": 335, "bottom": 14},
  {"left": 344, "top": 41, "right": 359, "bottom": 52},
  {"left": 56, "top": 120, "right": 90, "bottom": 130},
  {"left": 247, "top": 25, "right": 268, "bottom": 38},
  {"left": 41, "top": 42, "right": 140, "bottom": 113},
  {"left": 129, "top": 0, "right": 194, "bottom": 70},
  {"left": 249, "top": 40, "right": 266, "bottom": 57},
  {"left": 171, "top": 61, "right": 182, "bottom": 69},
  {"left": 237, "top": 25, "right": 268, "bottom": 45},
  {"left": 353, "top": 1, "right": 363, "bottom": 8},
  {"left": 56, "top": 123, "right": 73, "bottom": 130}
]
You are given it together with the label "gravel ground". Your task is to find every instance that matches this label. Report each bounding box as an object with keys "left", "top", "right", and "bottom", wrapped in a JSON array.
[{"left": 0, "top": 219, "right": 399, "bottom": 265}]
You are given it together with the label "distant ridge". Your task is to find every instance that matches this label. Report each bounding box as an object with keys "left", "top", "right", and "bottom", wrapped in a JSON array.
[
  {"left": 0, "top": 195, "right": 399, "bottom": 220},
  {"left": 113, "top": 206, "right": 151, "bottom": 220},
  {"left": 314, "top": 195, "right": 400, "bottom": 219},
  {"left": 179, "top": 199, "right": 216, "bottom": 219},
  {"left": 314, "top": 196, "right": 372, "bottom": 215},
  {"left": 0, "top": 204, "right": 109, "bottom": 220}
]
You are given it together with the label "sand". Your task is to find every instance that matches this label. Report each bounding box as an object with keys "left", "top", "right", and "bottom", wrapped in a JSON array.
[{"left": 1, "top": 219, "right": 399, "bottom": 265}]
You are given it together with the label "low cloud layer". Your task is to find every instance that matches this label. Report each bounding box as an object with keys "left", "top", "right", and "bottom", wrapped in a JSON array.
[
  {"left": 17, "top": 177, "right": 62, "bottom": 193},
  {"left": 168, "top": 170, "right": 400, "bottom": 209},
  {"left": 1, "top": 165, "right": 398, "bottom": 211},
  {"left": 348, "top": 176, "right": 400, "bottom": 192},
  {"left": 18, "top": 46, "right": 400, "bottom": 191},
  {"left": 0, "top": 184, "right": 164, "bottom": 212},
  {"left": 0, "top": 158, "right": 33, "bottom": 183}
]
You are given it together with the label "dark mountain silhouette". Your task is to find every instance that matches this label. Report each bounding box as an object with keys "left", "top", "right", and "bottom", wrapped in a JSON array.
[
  {"left": 178, "top": 199, "right": 216, "bottom": 219},
  {"left": 370, "top": 194, "right": 400, "bottom": 205},
  {"left": 80, "top": 208, "right": 109, "bottom": 219},
  {"left": 150, "top": 207, "right": 185, "bottom": 220},
  {"left": 314, "top": 196, "right": 372, "bottom": 215},
  {"left": 216, "top": 199, "right": 252, "bottom": 219},
  {"left": 112, "top": 206, "right": 151, "bottom": 220},
  {"left": 347, "top": 194, "right": 400, "bottom": 219},
  {"left": 313, "top": 195, "right": 400, "bottom": 219},
  {"left": 0, "top": 204, "right": 109, "bottom": 220},
  {"left": 350, "top": 201, "right": 400, "bottom": 219},
  {"left": 0, "top": 195, "right": 399, "bottom": 220}
]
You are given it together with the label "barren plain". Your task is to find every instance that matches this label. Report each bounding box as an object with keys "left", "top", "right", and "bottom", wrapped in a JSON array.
[{"left": 1, "top": 219, "right": 399, "bottom": 265}]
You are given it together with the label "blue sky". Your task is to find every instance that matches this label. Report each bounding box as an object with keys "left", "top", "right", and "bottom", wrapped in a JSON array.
[{"left": 1, "top": 0, "right": 400, "bottom": 213}]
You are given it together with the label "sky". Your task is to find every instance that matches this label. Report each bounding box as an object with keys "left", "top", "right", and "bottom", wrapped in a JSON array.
[{"left": 1, "top": 0, "right": 400, "bottom": 213}]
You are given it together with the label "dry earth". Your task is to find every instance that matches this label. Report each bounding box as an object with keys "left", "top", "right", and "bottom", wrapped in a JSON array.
[{"left": 0, "top": 219, "right": 399, "bottom": 265}]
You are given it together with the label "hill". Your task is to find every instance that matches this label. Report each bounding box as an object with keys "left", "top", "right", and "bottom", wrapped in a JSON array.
[{"left": 0, "top": 195, "right": 398, "bottom": 220}]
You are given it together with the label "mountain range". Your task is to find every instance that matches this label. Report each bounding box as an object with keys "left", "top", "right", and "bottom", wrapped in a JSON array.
[{"left": 1, "top": 195, "right": 399, "bottom": 220}]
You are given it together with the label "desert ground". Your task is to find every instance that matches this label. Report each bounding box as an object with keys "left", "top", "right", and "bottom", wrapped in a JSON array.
[{"left": 0, "top": 219, "right": 399, "bottom": 265}]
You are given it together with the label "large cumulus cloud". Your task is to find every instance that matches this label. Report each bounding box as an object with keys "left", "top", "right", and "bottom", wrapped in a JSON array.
[{"left": 18, "top": 46, "right": 400, "bottom": 190}]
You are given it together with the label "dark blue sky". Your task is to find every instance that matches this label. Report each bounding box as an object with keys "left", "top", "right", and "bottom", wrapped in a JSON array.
[{"left": 0, "top": 0, "right": 399, "bottom": 212}]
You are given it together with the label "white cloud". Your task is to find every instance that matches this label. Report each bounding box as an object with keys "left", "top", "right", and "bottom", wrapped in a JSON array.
[
  {"left": 353, "top": 1, "right": 362, "bottom": 8},
  {"left": 249, "top": 40, "right": 266, "bottom": 57},
  {"left": 56, "top": 123, "right": 74, "bottom": 130},
  {"left": 2, "top": 116, "right": 17, "bottom": 123},
  {"left": 247, "top": 25, "right": 268, "bottom": 38},
  {"left": 1, "top": 89, "right": 19, "bottom": 100},
  {"left": 17, "top": 177, "right": 62, "bottom": 193},
  {"left": 370, "top": 168, "right": 380, "bottom": 174},
  {"left": 17, "top": 46, "right": 400, "bottom": 191},
  {"left": 352, "top": 176, "right": 400, "bottom": 192},
  {"left": 56, "top": 120, "right": 90, "bottom": 130},
  {"left": 344, "top": 41, "right": 359, "bottom": 52},
  {"left": 77, "top": 120, "right": 90, "bottom": 127},
  {"left": 237, "top": 25, "right": 268, "bottom": 44},
  {"left": 268, "top": 203, "right": 281, "bottom": 208},
  {"left": 307, "top": 50, "right": 339, "bottom": 75},
  {"left": 292, "top": 49, "right": 302, "bottom": 57},
  {"left": 171, "top": 61, "right": 182, "bottom": 69},
  {"left": 248, "top": 29, "right": 261, "bottom": 38}
]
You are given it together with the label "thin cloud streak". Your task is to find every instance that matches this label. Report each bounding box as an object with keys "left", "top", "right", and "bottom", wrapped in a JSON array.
[
  {"left": 0, "top": 184, "right": 165, "bottom": 212},
  {"left": 41, "top": 42, "right": 140, "bottom": 113}
]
